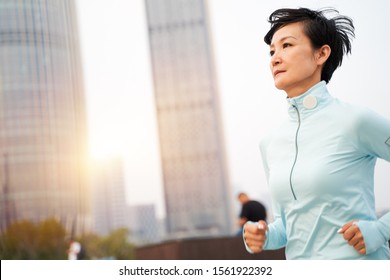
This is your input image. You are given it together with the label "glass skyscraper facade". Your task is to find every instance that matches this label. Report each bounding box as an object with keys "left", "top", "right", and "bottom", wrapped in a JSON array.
[
  {"left": 145, "top": 0, "right": 234, "bottom": 238},
  {"left": 0, "top": 0, "right": 89, "bottom": 234}
]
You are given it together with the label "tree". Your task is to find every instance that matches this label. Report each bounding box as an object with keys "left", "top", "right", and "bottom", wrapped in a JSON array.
[
  {"left": 101, "top": 228, "right": 135, "bottom": 260},
  {"left": 79, "top": 228, "right": 136, "bottom": 260},
  {"left": 36, "top": 218, "right": 67, "bottom": 259},
  {"left": 0, "top": 220, "right": 136, "bottom": 260},
  {"left": 0, "top": 220, "right": 38, "bottom": 259},
  {"left": 0, "top": 218, "right": 67, "bottom": 259}
]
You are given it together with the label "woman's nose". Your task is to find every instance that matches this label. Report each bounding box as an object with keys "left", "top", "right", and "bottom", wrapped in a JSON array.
[{"left": 271, "top": 53, "right": 281, "bottom": 66}]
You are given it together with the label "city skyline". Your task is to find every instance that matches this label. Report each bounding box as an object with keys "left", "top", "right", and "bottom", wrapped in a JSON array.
[{"left": 77, "top": 0, "right": 390, "bottom": 220}]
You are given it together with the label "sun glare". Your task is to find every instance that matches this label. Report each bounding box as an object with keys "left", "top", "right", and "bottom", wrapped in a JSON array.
[
  {"left": 90, "top": 142, "right": 122, "bottom": 160},
  {"left": 88, "top": 126, "right": 125, "bottom": 160}
]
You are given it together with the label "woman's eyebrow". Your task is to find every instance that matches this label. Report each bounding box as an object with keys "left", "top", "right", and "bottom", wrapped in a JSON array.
[{"left": 270, "top": 36, "right": 298, "bottom": 48}]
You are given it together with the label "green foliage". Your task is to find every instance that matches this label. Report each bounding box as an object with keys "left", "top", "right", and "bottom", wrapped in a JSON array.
[
  {"left": 100, "top": 228, "right": 135, "bottom": 260},
  {"left": 0, "top": 220, "right": 38, "bottom": 259},
  {"left": 0, "top": 218, "right": 67, "bottom": 259},
  {"left": 80, "top": 228, "right": 135, "bottom": 260},
  {"left": 78, "top": 233, "right": 103, "bottom": 259},
  {"left": 36, "top": 218, "right": 67, "bottom": 259},
  {"left": 0, "top": 220, "right": 135, "bottom": 260}
]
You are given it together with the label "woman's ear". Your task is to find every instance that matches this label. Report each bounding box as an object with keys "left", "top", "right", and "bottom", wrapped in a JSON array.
[{"left": 316, "top": 45, "right": 331, "bottom": 66}]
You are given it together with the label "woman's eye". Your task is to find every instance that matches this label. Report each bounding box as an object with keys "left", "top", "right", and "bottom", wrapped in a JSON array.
[
  {"left": 283, "top": 43, "right": 291, "bottom": 48},
  {"left": 269, "top": 50, "right": 275, "bottom": 56}
]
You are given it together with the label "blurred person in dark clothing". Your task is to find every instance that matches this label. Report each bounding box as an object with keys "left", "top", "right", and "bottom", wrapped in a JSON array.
[{"left": 237, "top": 192, "right": 267, "bottom": 235}]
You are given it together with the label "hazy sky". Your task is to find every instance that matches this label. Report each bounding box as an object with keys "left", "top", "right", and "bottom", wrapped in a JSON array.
[{"left": 76, "top": 0, "right": 390, "bottom": 218}]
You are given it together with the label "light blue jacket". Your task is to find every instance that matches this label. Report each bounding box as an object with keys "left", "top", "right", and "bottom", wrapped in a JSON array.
[{"left": 252, "top": 81, "right": 390, "bottom": 259}]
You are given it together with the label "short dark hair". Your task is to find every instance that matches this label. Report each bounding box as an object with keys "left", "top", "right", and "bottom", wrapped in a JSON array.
[{"left": 264, "top": 7, "right": 355, "bottom": 83}]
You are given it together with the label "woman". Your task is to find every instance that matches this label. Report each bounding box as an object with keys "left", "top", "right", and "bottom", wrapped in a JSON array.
[{"left": 243, "top": 7, "right": 390, "bottom": 259}]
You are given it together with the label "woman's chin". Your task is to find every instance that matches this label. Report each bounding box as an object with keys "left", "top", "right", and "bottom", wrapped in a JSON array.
[{"left": 274, "top": 82, "right": 285, "bottom": 91}]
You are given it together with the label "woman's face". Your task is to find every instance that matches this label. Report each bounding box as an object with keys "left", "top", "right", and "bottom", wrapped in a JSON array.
[{"left": 269, "top": 22, "right": 324, "bottom": 97}]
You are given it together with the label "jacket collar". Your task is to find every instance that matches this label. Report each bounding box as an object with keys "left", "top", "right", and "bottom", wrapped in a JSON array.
[{"left": 287, "top": 81, "right": 333, "bottom": 120}]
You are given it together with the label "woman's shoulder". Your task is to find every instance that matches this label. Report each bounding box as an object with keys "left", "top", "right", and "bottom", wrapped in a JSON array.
[
  {"left": 330, "top": 98, "right": 390, "bottom": 138},
  {"left": 328, "top": 97, "right": 367, "bottom": 114}
]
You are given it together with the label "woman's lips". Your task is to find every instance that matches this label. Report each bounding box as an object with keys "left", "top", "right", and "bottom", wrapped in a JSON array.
[{"left": 273, "top": 70, "right": 285, "bottom": 77}]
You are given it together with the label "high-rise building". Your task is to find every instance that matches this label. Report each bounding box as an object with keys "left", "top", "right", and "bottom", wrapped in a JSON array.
[
  {"left": 127, "top": 204, "right": 160, "bottom": 245},
  {"left": 0, "top": 0, "right": 89, "bottom": 234},
  {"left": 91, "top": 157, "right": 127, "bottom": 236},
  {"left": 145, "top": 0, "right": 234, "bottom": 238}
]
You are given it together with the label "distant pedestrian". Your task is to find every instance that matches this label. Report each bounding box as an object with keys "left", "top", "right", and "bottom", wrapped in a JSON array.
[
  {"left": 67, "top": 238, "right": 81, "bottom": 260},
  {"left": 237, "top": 192, "right": 267, "bottom": 235}
]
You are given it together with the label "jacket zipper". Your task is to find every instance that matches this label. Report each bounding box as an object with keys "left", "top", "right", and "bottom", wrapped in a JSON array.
[{"left": 290, "top": 104, "right": 300, "bottom": 200}]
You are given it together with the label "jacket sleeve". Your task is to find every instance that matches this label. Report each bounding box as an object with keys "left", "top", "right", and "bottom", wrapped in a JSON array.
[
  {"left": 253, "top": 140, "right": 287, "bottom": 250},
  {"left": 263, "top": 202, "right": 287, "bottom": 250},
  {"left": 356, "top": 214, "right": 390, "bottom": 255},
  {"left": 355, "top": 108, "right": 390, "bottom": 254}
]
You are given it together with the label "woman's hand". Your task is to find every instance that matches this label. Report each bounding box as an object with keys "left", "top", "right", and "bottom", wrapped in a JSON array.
[
  {"left": 338, "top": 220, "right": 366, "bottom": 255},
  {"left": 243, "top": 220, "right": 268, "bottom": 253}
]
